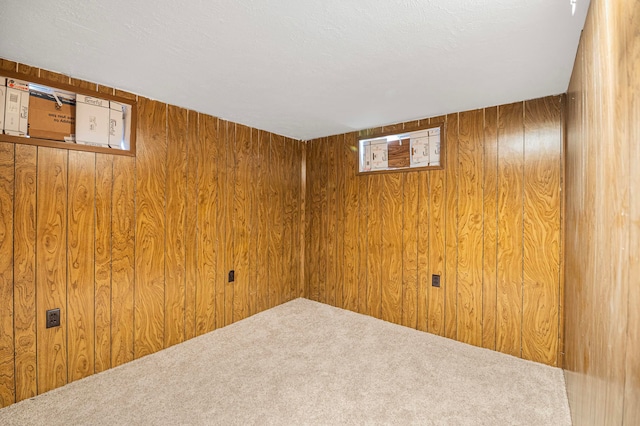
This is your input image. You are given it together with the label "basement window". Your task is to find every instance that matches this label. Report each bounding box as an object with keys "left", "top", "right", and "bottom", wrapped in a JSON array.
[
  {"left": 1, "top": 71, "right": 136, "bottom": 156},
  {"left": 358, "top": 122, "right": 444, "bottom": 174}
]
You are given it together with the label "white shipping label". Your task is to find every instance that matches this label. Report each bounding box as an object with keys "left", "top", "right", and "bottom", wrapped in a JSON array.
[
  {"left": 0, "top": 85, "right": 5, "bottom": 131},
  {"left": 429, "top": 133, "right": 441, "bottom": 166},
  {"left": 370, "top": 140, "right": 388, "bottom": 170},
  {"left": 19, "top": 90, "right": 29, "bottom": 135},
  {"left": 410, "top": 136, "right": 429, "bottom": 167},
  {"left": 361, "top": 142, "right": 372, "bottom": 171},
  {"left": 4, "top": 88, "right": 21, "bottom": 132}
]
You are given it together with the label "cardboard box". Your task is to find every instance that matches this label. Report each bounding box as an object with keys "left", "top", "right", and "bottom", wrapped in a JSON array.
[
  {"left": 428, "top": 128, "right": 441, "bottom": 166},
  {"left": 109, "top": 101, "right": 124, "bottom": 148},
  {"left": 18, "top": 91, "right": 29, "bottom": 136},
  {"left": 0, "top": 77, "right": 6, "bottom": 132},
  {"left": 370, "top": 139, "right": 388, "bottom": 170},
  {"left": 28, "top": 90, "right": 76, "bottom": 141},
  {"left": 76, "top": 95, "right": 109, "bottom": 146},
  {"left": 4, "top": 88, "right": 23, "bottom": 135}
]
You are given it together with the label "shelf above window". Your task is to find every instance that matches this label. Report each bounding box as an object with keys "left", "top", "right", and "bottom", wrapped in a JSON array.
[
  {"left": 357, "top": 121, "right": 445, "bottom": 175},
  {"left": 0, "top": 69, "right": 136, "bottom": 157}
]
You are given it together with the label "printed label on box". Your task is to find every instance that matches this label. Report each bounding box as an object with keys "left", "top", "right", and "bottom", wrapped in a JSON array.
[{"left": 76, "top": 95, "right": 110, "bottom": 145}]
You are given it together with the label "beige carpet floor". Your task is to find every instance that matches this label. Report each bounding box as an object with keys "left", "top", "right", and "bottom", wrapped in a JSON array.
[{"left": 0, "top": 298, "right": 571, "bottom": 425}]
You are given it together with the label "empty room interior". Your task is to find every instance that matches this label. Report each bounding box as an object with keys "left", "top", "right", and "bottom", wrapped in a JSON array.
[{"left": 0, "top": 0, "right": 637, "bottom": 424}]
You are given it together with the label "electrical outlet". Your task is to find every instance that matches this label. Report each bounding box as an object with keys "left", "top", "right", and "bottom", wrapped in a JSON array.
[
  {"left": 228, "top": 270, "right": 235, "bottom": 283},
  {"left": 46, "top": 308, "right": 60, "bottom": 328},
  {"left": 431, "top": 274, "right": 441, "bottom": 288}
]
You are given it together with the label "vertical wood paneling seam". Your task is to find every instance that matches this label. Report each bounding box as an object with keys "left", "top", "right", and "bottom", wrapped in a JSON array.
[
  {"left": 494, "top": 106, "right": 499, "bottom": 348},
  {"left": 493, "top": 108, "right": 499, "bottom": 351},
  {"left": 558, "top": 98, "right": 565, "bottom": 365},
  {"left": 34, "top": 148, "right": 39, "bottom": 393},
  {"left": 455, "top": 114, "right": 460, "bottom": 340},
  {"left": 362, "top": 176, "right": 367, "bottom": 314},
  {"left": 132, "top": 108, "right": 137, "bottom": 359},
  {"left": 401, "top": 173, "right": 405, "bottom": 323},
  {"left": 164, "top": 105, "right": 168, "bottom": 348},
  {"left": 108, "top": 155, "right": 114, "bottom": 365},
  {"left": 194, "top": 114, "right": 199, "bottom": 334},
  {"left": 415, "top": 173, "right": 420, "bottom": 326},
  {"left": 426, "top": 169, "right": 430, "bottom": 328},
  {"left": 377, "top": 177, "right": 382, "bottom": 318},
  {"left": 520, "top": 101, "right": 525, "bottom": 358},
  {"left": 267, "top": 134, "right": 271, "bottom": 307},
  {"left": 11, "top": 145, "right": 16, "bottom": 404},
  {"left": 481, "top": 109, "right": 486, "bottom": 340},
  {"left": 281, "top": 135, "right": 286, "bottom": 305},
  {"left": 93, "top": 154, "right": 97, "bottom": 373},
  {"left": 183, "top": 112, "right": 189, "bottom": 340},
  {"left": 64, "top": 150, "right": 69, "bottom": 382}
]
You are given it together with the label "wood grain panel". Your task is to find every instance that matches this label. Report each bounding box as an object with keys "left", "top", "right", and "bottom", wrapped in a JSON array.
[
  {"left": 444, "top": 113, "right": 459, "bottom": 340},
  {"left": 416, "top": 169, "right": 429, "bottom": 332},
  {"left": 233, "top": 124, "right": 251, "bottom": 321},
  {"left": 111, "top": 155, "right": 135, "bottom": 367},
  {"left": 388, "top": 140, "right": 410, "bottom": 169},
  {"left": 456, "top": 109, "right": 484, "bottom": 346},
  {"left": 298, "top": 142, "right": 306, "bottom": 299},
  {"left": 306, "top": 140, "right": 319, "bottom": 302},
  {"left": 335, "top": 135, "right": 345, "bottom": 308},
  {"left": 0, "top": 143, "right": 14, "bottom": 407},
  {"left": 306, "top": 98, "right": 562, "bottom": 367},
  {"left": 165, "top": 105, "right": 187, "bottom": 347},
  {"left": 624, "top": 1, "right": 640, "bottom": 423},
  {"left": 366, "top": 175, "right": 382, "bottom": 319},
  {"left": 283, "top": 138, "right": 297, "bottom": 303},
  {"left": 36, "top": 147, "right": 67, "bottom": 394},
  {"left": 214, "top": 120, "right": 227, "bottom": 328},
  {"left": 67, "top": 151, "right": 96, "bottom": 382},
  {"left": 402, "top": 172, "right": 418, "bottom": 329},
  {"left": 317, "top": 139, "right": 328, "bottom": 305},
  {"left": 496, "top": 102, "right": 524, "bottom": 357},
  {"left": 134, "top": 98, "right": 167, "bottom": 358},
  {"left": 296, "top": 140, "right": 306, "bottom": 299},
  {"left": 97, "top": 85, "right": 114, "bottom": 96},
  {"left": 343, "top": 134, "right": 359, "bottom": 312},
  {"left": 248, "top": 128, "right": 259, "bottom": 314},
  {"left": 482, "top": 107, "right": 498, "bottom": 350},
  {"left": 223, "top": 121, "right": 235, "bottom": 326},
  {"left": 427, "top": 116, "right": 446, "bottom": 336},
  {"left": 256, "top": 131, "right": 270, "bottom": 311},
  {"left": 13, "top": 144, "right": 37, "bottom": 402},
  {"left": 40, "top": 70, "right": 70, "bottom": 85},
  {"left": 326, "top": 136, "right": 337, "bottom": 306},
  {"left": 564, "top": 0, "right": 637, "bottom": 420},
  {"left": 17, "top": 63, "right": 39, "bottom": 78},
  {"left": 357, "top": 172, "right": 368, "bottom": 315},
  {"left": 0, "top": 57, "right": 307, "bottom": 409},
  {"left": 0, "top": 58, "right": 17, "bottom": 72},
  {"left": 184, "top": 111, "right": 199, "bottom": 340},
  {"left": 268, "top": 134, "right": 285, "bottom": 308},
  {"left": 381, "top": 173, "right": 403, "bottom": 325},
  {"left": 195, "top": 115, "right": 217, "bottom": 335},
  {"left": 522, "top": 97, "right": 561, "bottom": 365},
  {"left": 94, "top": 154, "right": 112, "bottom": 373}
]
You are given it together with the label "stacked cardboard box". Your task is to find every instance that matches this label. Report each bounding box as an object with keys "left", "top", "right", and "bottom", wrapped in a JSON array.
[{"left": 28, "top": 89, "right": 76, "bottom": 142}]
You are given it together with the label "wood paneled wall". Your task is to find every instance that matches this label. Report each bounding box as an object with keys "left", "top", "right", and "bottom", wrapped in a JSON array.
[
  {"left": 564, "top": 0, "right": 639, "bottom": 424},
  {"left": 0, "top": 58, "right": 304, "bottom": 407},
  {"left": 305, "top": 95, "right": 564, "bottom": 367}
]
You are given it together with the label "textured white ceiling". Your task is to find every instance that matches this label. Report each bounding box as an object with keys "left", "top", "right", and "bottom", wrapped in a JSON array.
[{"left": 0, "top": 0, "right": 589, "bottom": 140}]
